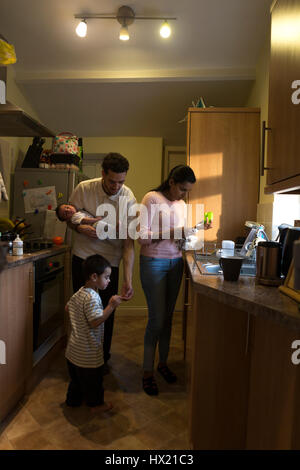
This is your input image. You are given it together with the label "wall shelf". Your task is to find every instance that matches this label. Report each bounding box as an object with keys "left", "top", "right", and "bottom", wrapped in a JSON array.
[{"left": 0, "top": 102, "right": 55, "bottom": 137}]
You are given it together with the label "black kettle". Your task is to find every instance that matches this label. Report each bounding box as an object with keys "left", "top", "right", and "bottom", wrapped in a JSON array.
[{"left": 277, "top": 225, "right": 300, "bottom": 277}]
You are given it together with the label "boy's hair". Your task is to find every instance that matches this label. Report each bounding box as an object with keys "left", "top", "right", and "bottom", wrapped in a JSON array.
[
  {"left": 82, "top": 254, "right": 111, "bottom": 281},
  {"left": 102, "top": 153, "right": 129, "bottom": 174},
  {"left": 55, "top": 203, "right": 75, "bottom": 222}
]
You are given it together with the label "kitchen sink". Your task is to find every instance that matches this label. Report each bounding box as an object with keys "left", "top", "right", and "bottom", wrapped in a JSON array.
[{"left": 194, "top": 253, "right": 256, "bottom": 277}]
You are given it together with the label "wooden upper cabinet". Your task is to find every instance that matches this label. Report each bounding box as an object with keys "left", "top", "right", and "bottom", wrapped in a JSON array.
[
  {"left": 187, "top": 108, "right": 260, "bottom": 244},
  {"left": 266, "top": 0, "right": 300, "bottom": 191}
]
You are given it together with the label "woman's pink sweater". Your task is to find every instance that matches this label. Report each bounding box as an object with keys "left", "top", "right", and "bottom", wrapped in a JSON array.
[{"left": 138, "top": 191, "right": 185, "bottom": 259}]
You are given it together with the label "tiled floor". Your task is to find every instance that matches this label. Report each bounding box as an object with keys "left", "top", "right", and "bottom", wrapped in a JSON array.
[{"left": 0, "top": 310, "right": 190, "bottom": 450}]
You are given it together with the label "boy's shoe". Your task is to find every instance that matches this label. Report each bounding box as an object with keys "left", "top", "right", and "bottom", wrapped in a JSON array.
[
  {"left": 142, "top": 375, "right": 159, "bottom": 396},
  {"left": 90, "top": 401, "right": 113, "bottom": 414},
  {"left": 157, "top": 364, "right": 177, "bottom": 383},
  {"left": 103, "top": 363, "right": 110, "bottom": 375},
  {"left": 65, "top": 399, "right": 82, "bottom": 407}
]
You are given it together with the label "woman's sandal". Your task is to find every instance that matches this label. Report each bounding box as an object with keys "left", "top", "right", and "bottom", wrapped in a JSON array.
[
  {"left": 157, "top": 364, "right": 177, "bottom": 384},
  {"left": 142, "top": 376, "right": 159, "bottom": 396}
]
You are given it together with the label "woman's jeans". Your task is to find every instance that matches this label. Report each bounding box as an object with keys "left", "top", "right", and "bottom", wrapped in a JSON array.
[{"left": 140, "top": 255, "right": 184, "bottom": 371}]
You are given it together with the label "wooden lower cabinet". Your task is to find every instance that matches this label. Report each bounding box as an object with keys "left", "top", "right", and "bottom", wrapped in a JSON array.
[
  {"left": 246, "top": 315, "right": 300, "bottom": 449},
  {"left": 186, "top": 284, "right": 300, "bottom": 449},
  {"left": 0, "top": 263, "right": 33, "bottom": 422},
  {"left": 187, "top": 293, "right": 252, "bottom": 449}
]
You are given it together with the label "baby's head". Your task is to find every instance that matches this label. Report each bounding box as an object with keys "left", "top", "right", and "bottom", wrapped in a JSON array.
[{"left": 56, "top": 203, "right": 77, "bottom": 222}]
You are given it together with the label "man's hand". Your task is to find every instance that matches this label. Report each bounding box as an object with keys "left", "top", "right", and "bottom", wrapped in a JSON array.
[
  {"left": 77, "top": 225, "right": 98, "bottom": 239},
  {"left": 121, "top": 281, "right": 134, "bottom": 301}
]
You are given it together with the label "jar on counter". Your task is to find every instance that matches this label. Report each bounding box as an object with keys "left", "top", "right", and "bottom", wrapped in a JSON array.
[{"left": 13, "top": 234, "right": 23, "bottom": 256}]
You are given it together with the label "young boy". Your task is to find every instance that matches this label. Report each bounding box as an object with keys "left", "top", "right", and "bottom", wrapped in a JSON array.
[
  {"left": 56, "top": 203, "right": 102, "bottom": 227},
  {"left": 65, "top": 254, "right": 123, "bottom": 412}
]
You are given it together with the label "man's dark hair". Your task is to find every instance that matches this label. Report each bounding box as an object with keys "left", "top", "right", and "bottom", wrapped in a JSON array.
[
  {"left": 82, "top": 254, "right": 111, "bottom": 281},
  {"left": 102, "top": 153, "right": 129, "bottom": 174}
]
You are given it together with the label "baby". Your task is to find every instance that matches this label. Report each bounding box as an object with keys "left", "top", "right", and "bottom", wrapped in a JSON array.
[{"left": 56, "top": 203, "right": 103, "bottom": 227}]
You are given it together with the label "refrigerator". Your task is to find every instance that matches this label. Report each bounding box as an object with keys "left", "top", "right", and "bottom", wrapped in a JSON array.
[{"left": 12, "top": 168, "right": 89, "bottom": 239}]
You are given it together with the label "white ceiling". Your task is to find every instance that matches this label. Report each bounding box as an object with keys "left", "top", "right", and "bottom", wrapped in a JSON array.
[{"left": 0, "top": 0, "right": 272, "bottom": 145}]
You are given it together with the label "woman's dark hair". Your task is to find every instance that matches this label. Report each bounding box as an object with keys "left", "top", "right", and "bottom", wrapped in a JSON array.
[
  {"left": 153, "top": 165, "right": 196, "bottom": 192},
  {"left": 55, "top": 203, "right": 76, "bottom": 222},
  {"left": 82, "top": 254, "right": 111, "bottom": 281},
  {"left": 102, "top": 153, "right": 129, "bottom": 174}
]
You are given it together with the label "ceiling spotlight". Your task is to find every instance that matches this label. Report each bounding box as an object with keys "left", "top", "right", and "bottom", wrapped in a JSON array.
[
  {"left": 119, "top": 24, "right": 129, "bottom": 41},
  {"left": 74, "top": 6, "right": 176, "bottom": 41},
  {"left": 160, "top": 21, "right": 171, "bottom": 38},
  {"left": 117, "top": 6, "right": 134, "bottom": 41},
  {"left": 76, "top": 20, "right": 87, "bottom": 37}
]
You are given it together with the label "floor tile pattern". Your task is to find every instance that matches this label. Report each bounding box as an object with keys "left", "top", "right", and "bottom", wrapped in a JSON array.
[{"left": 0, "top": 311, "right": 189, "bottom": 450}]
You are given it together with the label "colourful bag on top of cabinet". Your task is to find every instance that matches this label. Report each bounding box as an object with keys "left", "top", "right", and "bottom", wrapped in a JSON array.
[{"left": 52, "top": 132, "right": 79, "bottom": 155}]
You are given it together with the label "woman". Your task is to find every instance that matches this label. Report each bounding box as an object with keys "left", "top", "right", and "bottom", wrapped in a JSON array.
[{"left": 138, "top": 165, "right": 210, "bottom": 396}]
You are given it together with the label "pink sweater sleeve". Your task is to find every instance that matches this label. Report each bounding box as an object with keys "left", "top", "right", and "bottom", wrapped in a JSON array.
[{"left": 138, "top": 192, "right": 157, "bottom": 246}]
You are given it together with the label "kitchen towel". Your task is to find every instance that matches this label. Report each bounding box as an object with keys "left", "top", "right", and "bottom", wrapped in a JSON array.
[{"left": 0, "top": 171, "right": 8, "bottom": 202}]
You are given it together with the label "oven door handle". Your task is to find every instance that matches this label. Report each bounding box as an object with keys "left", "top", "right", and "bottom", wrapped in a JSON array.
[{"left": 37, "top": 267, "right": 64, "bottom": 284}]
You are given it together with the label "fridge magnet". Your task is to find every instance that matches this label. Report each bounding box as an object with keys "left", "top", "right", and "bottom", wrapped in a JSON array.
[
  {"left": 34, "top": 209, "right": 39, "bottom": 214},
  {"left": 23, "top": 180, "right": 29, "bottom": 187},
  {"left": 46, "top": 189, "right": 52, "bottom": 195},
  {"left": 22, "top": 191, "right": 26, "bottom": 197},
  {"left": 38, "top": 179, "right": 42, "bottom": 185},
  {"left": 48, "top": 204, "right": 52, "bottom": 210},
  {"left": 58, "top": 192, "right": 63, "bottom": 199}
]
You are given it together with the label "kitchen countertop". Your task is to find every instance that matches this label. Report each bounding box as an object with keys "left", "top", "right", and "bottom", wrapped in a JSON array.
[
  {"left": 5, "top": 245, "right": 70, "bottom": 269},
  {"left": 186, "top": 253, "right": 300, "bottom": 331}
]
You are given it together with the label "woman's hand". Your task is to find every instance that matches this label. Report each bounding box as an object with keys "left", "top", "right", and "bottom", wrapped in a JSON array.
[{"left": 204, "top": 217, "right": 213, "bottom": 230}]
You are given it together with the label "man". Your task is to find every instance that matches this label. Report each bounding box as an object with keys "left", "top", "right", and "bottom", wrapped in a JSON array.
[{"left": 68, "top": 152, "right": 135, "bottom": 365}]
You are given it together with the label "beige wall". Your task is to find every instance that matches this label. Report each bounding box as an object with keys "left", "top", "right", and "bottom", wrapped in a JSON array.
[{"left": 82, "top": 136, "right": 164, "bottom": 309}]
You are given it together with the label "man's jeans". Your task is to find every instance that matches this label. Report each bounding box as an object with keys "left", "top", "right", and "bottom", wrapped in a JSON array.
[{"left": 140, "top": 255, "right": 184, "bottom": 371}]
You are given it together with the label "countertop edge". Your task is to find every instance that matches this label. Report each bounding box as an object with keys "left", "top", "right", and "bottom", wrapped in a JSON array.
[
  {"left": 4, "top": 245, "right": 70, "bottom": 268},
  {"left": 186, "top": 254, "right": 300, "bottom": 332}
]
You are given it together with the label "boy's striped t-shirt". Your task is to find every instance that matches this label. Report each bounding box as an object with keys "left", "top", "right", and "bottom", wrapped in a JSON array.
[{"left": 65, "top": 287, "right": 104, "bottom": 368}]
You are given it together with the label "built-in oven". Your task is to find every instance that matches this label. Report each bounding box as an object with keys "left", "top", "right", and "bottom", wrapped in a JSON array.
[{"left": 33, "top": 252, "right": 66, "bottom": 365}]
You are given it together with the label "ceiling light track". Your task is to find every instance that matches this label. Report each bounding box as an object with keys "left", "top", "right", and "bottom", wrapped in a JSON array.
[
  {"left": 74, "top": 5, "right": 176, "bottom": 40},
  {"left": 74, "top": 14, "right": 177, "bottom": 20}
]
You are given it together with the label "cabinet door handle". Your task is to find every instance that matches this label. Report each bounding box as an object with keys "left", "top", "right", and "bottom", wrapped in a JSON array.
[
  {"left": 245, "top": 313, "right": 251, "bottom": 355},
  {"left": 184, "top": 303, "right": 192, "bottom": 307},
  {"left": 261, "top": 120, "right": 272, "bottom": 176},
  {"left": 29, "top": 268, "right": 35, "bottom": 303}
]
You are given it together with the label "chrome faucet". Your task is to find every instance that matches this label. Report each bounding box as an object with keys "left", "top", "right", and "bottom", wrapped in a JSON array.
[{"left": 240, "top": 223, "right": 269, "bottom": 258}]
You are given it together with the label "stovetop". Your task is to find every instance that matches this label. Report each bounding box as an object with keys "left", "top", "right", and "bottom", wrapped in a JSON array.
[{"left": 23, "top": 239, "right": 54, "bottom": 253}]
